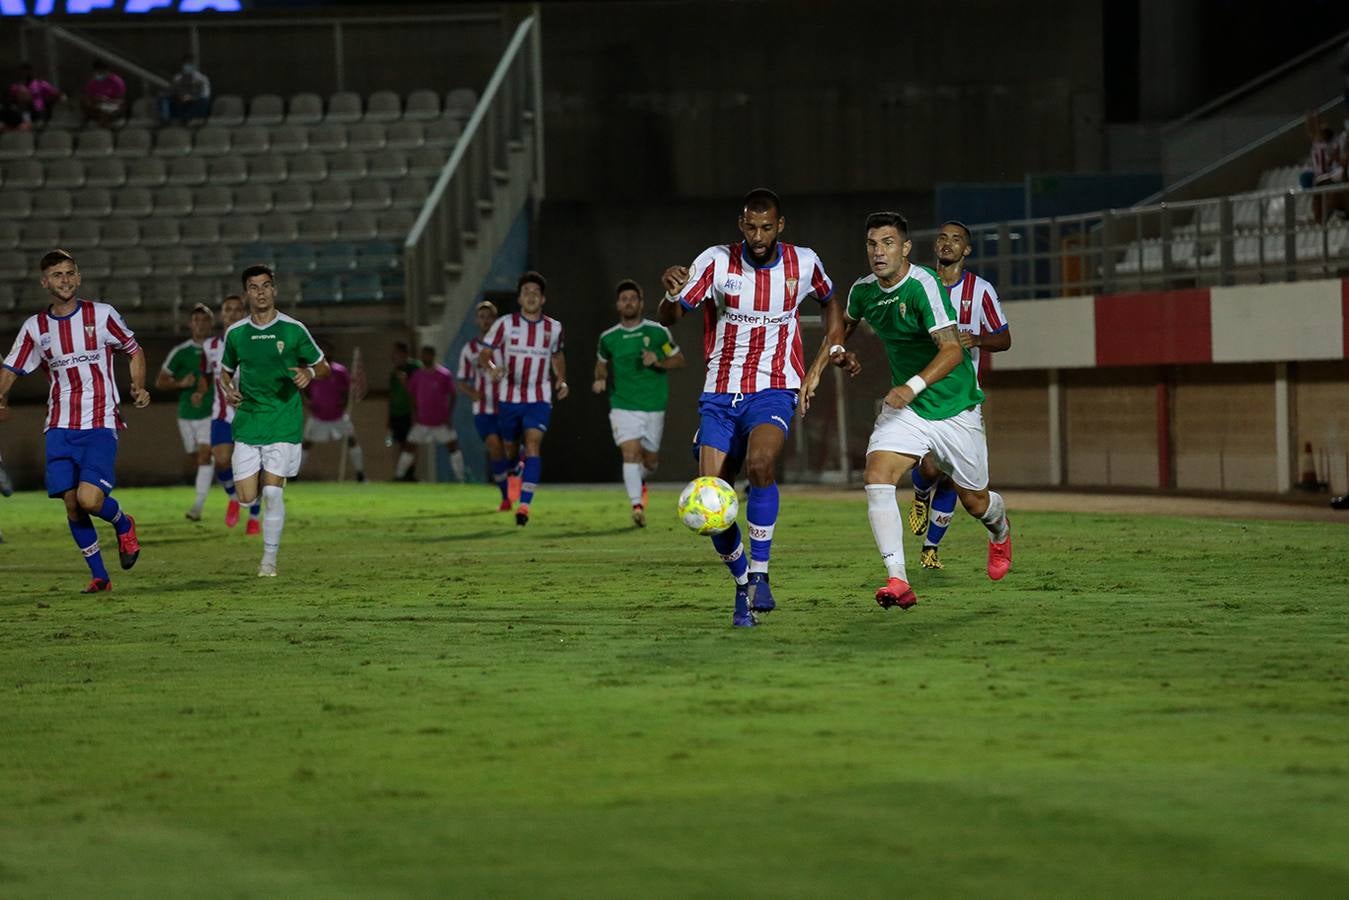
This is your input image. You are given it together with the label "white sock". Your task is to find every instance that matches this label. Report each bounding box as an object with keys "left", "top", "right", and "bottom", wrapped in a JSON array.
[
  {"left": 865, "top": 483, "right": 907, "bottom": 580},
  {"left": 395, "top": 450, "right": 415, "bottom": 478},
  {"left": 261, "top": 485, "right": 285, "bottom": 566},
  {"left": 191, "top": 463, "right": 213, "bottom": 513},
  {"left": 449, "top": 449, "right": 465, "bottom": 482},
  {"left": 980, "top": 490, "right": 1010, "bottom": 542},
  {"left": 348, "top": 444, "right": 364, "bottom": 476},
  {"left": 622, "top": 462, "right": 643, "bottom": 506}
]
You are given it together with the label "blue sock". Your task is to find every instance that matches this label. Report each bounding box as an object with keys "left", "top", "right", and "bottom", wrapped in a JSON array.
[
  {"left": 69, "top": 515, "right": 110, "bottom": 580},
  {"left": 249, "top": 500, "right": 262, "bottom": 518},
  {"left": 520, "top": 456, "right": 542, "bottom": 506},
  {"left": 925, "top": 484, "right": 958, "bottom": 548},
  {"left": 95, "top": 496, "right": 131, "bottom": 535},
  {"left": 746, "top": 483, "right": 779, "bottom": 574},
  {"left": 910, "top": 466, "right": 932, "bottom": 498},
  {"left": 710, "top": 523, "right": 749, "bottom": 585},
  {"left": 491, "top": 458, "right": 511, "bottom": 500},
  {"left": 217, "top": 464, "right": 237, "bottom": 497}
]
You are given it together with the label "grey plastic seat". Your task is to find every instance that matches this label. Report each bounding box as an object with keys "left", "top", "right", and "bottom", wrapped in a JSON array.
[
  {"left": 0, "top": 249, "right": 29, "bottom": 277},
  {"left": 404, "top": 89, "right": 440, "bottom": 121},
  {"left": 193, "top": 126, "right": 232, "bottom": 157},
  {"left": 207, "top": 156, "right": 248, "bottom": 186},
  {"left": 0, "top": 131, "right": 35, "bottom": 160},
  {"left": 98, "top": 219, "right": 140, "bottom": 249},
  {"left": 126, "top": 96, "right": 157, "bottom": 127},
  {"left": 46, "top": 159, "right": 86, "bottom": 189},
  {"left": 233, "top": 183, "right": 274, "bottom": 215},
  {"left": 167, "top": 156, "right": 208, "bottom": 186},
  {"left": 48, "top": 105, "right": 83, "bottom": 130},
  {"left": 314, "top": 242, "right": 357, "bottom": 273},
  {"left": 0, "top": 281, "right": 18, "bottom": 312},
  {"left": 298, "top": 213, "right": 340, "bottom": 241},
  {"left": 356, "top": 239, "right": 399, "bottom": 271},
  {"left": 274, "top": 183, "right": 314, "bottom": 213},
  {"left": 3, "top": 160, "right": 43, "bottom": 188},
  {"left": 150, "top": 246, "right": 194, "bottom": 276},
  {"left": 60, "top": 219, "right": 100, "bottom": 248},
  {"left": 376, "top": 209, "right": 414, "bottom": 240},
  {"left": 286, "top": 92, "right": 324, "bottom": 126},
  {"left": 424, "top": 119, "right": 462, "bottom": 149},
  {"left": 73, "top": 130, "right": 115, "bottom": 159},
  {"left": 327, "top": 150, "right": 368, "bottom": 180},
  {"left": 307, "top": 123, "right": 347, "bottom": 153},
  {"left": 126, "top": 158, "right": 168, "bottom": 188},
  {"left": 19, "top": 221, "right": 60, "bottom": 249},
  {"left": 77, "top": 248, "right": 113, "bottom": 278},
  {"left": 348, "top": 122, "right": 386, "bottom": 152},
  {"left": 153, "top": 186, "right": 194, "bottom": 217},
  {"left": 193, "top": 185, "right": 233, "bottom": 216},
  {"left": 193, "top": 245, "right": 235, "bottom": 277},
  {"left": 0, "top": 190, "right": 34, "bottom": 219},
  {"left": 313, "top": 181, "right": 353, "bottom": 213},
  {"left": 221, "top": 215, "right": 261, "bottom": 244},
  {"left": 86, "top": 157, "right": 127, "bottom": 188},
  {"left": 247, "top": 94, "right": 285, "bottom": 126},
  {"left": 342, "top": 272, "right": 384, "bottom": 302},
  {"left": 259, "top": 213, "right": 299, "bottom": 242},
  {"left": 181, "top": 217, "right": 222, "bottom": 246},
  {"left": 326, "top": 91, "right": 362, "bottom": 124},
  {"left": 113, "top": 127, "right": 154, "bottom": 159},
  {"left": 112, "top": 187, "right": 153, "bottom": 217},
  {"left": 153, "top": 128, "right": 193, "bottom": 157},
  {"left": 249, "top": 154, "right": 288, "bottom": 184},
  {"left": 386, "top": 121, "right": 424, "bottom": 151},
  {"left": 408, "top": 147, "right": 446, "bottom": 177},
  {"left": 110, "top": 247, "right": 153, "bottom": 279},
  {"left": 392, "top": 177, "right": 429, "bottom": 209},
  {"left": 365, "top": 90, "right": 401, "bottom": 123},
  {"left": 287, "top": 153, "right": 328, "bottom": 183},
  {"left": 271, "top": 124, "right": 309, "bottom": 154},
  {"left": 35, "top": 130, "right": 74, "bottom": 160},
  {"left": 210, "top": 94, "right": 246, "bottom": 127},
  {"left": 0, "top": 221, "right": 21, "bottom": 249},
  {"left": 300, "top": 274, "right": 341, "bottom": 304},
  {"left": 340, "top": 211, "right": 378, "bottom": 241},
  {"left": 232, "top": 126, "right": 270, "bottom": 156},
  {"left": 140, "top": 218, "right": 181, "bottom": 247},
  {"left": 72, "top": 188, "right": 113, "bottom": 218},
  {"left": 445, "top": 88, "right": 477, "bottom": 119},
  {"left": 103, "top": 279, "right": 143, "bottom": 309},
  {"left": 350, "top": 180, "right": 391, "bottom": 211},
  {"left": 369, "top": 150, "right": 408, "bottom": 178},
  {"left": 143, "top": 279, "right": 184, "bottom": 311},
  {"left": 32, "top": 189, "right": 74, "bottom": 219},
  {"left": 276, "top": 243, "right": 317, "bottom": 273}
]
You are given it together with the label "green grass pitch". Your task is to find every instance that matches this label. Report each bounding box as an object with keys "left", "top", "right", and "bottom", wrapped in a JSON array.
[{"left": 1, "top": 483, "right": 1347, "bottom": 897}]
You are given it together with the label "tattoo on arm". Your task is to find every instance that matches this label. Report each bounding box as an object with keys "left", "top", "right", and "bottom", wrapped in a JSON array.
[{"left": 931, "top": 325, "right": 961, "bottom": 347}]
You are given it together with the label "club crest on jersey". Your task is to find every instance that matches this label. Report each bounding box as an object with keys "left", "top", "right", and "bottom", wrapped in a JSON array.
[
  {"left": 960, "top": 298, "right": 973, "bottom": 321},
  {"left": 39, "top": 333, "right": 51, "bottom": 347},
  {"left": 643, "top": 335, "right": 650, "bottom": 347},
  {"left": 276, "top": 341, "right": 285, "bottom": 354},
  {"left": 84, "top": 324, "right": 96, "bottom": 340},
  {"left": 785, "top": 277, "right": 798, "bottom": 293},
  {"left": 898, "top": 302, "right": 907, "bottom": 318}
]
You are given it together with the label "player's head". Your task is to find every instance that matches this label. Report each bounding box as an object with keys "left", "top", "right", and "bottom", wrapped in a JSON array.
[
  {"left": 241, "top": 264, "right": 276, "bottom": 313},
  {"left": 38, "top": 249, "right": 80, "bottom": 302},
  {"left": 392, "top": 340, "right": 409, "bottom": 363},
  {"left": 615, "top": 278, "right": 643, "bottom": 321},
  {"left": 864, "top": 211, "right": 912, "bottom": 283},
  {"left": 419, "top": 344, "right": 437, "bottom": 367},
  {"left": 516, "top": 271, "right": 546, "bottom": 315},
  {"left": 738, "top": 188, "right": 784, "bottom": 263},
  {"left": 220, "top": 293, "right": 245, "bottom": 327},
  {"left": 92, "top": 59, "right": 110, "bottom": 78},
  {"left": 474, "top": 299, "right": 498, "bottom": 334},
  {"left": 935, "top": 220, "right": 972, "bottom": 266},
  {"left": 189, "top": 302, "right": 214, "bottom": 340}
]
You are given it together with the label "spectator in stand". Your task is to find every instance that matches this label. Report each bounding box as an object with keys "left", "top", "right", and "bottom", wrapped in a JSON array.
[
  {"left": 81, "top": 59, "right": 126, "bottom": 128},
  {"left": 8, "top": 63, "right": 63, "bottom": 126},
  {"left": 158, "top": 55, "right": 211, "bottom": 125},
  {"left": 1303, "top": 111, "right": 1345, "bottom": 223}
]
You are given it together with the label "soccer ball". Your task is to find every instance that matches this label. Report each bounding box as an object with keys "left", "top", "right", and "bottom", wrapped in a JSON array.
[{"left": 677, "top": 476, "right": 738, "bottom": 535}]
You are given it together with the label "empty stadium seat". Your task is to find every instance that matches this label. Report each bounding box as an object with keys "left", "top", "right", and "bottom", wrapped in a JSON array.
[
  {"left": 207, "top": 156, "right": 248, "bottom": 186},
  {"left": 247, "top": 94, "right": 286, "bottom": 126},
  {"left": 234, "top": 184, "right": 274, "bottom": 215},
  {"left": 313, "top": 181, "right": 353, "bottom": 213},
  {"left": 348, "top": 122, "right": 387, "bottom": 153},
  {"left": 78, "top": 248, "right": 113, "bottom": 278},
  {"left": 126, "top": 158, "right": 168, "bottom": 188},
  {"left": 167, "top": 156, "right": 208, "bottom": 186},
  {"left": 19, "top": 221, "right": 60, "bottom": 250},
  {"left": 153, "top": 186, "right": 193, "bottom": 217},
  {"left": 308, "top": 123, "right": 347, "bottom": 153},
  {"left": 111, "top": 247, "right": 153, "bottom": 280},
  {"left": 232, "top": 126, "right": 270, "bottom": 156},
  {"left": 114, "top": 128, "right": 154, "bottom": 160},
  {"left": 236, "top": 241, "right": 275, "bottom": 266},
  {"left": 0, "top": 250, "right": 28, "bottom": 278},
  {"left": 288, "top": 153, "right": 328, "bottom": 183},
  {"left": 369, "top": 150, "right": 408, "bottom": 179},
  {"left": 271, "top": 124, "right": 310, "bottom": 154},
  {"left": 287, "top": 92, "right": 324, "bottom": 126},
  {"left": 342, "top": 271, "right": 383, "bottom": 302},
  {"left": 351, "top": 180, "right": 392, "bottom": 211},
  {"left": 143, "top": 279, "right": 184, "bottom": 311},
  {"left": 126, "top": 96, "right": 157, "bottom": 128},
  {"left": 222, "top": 215, "right": 261, "bottom": 244},
  {"left": 0, "top": 221, "right": 21, "bottom": 250},
  {"left": 4, "top": 160, "right": 44, "bottom": 188},
  {"left": 193, "top": 127, "right": 232, "bottom": 157},
  {"left": 0, "top": 132, "right": 35, "bottom": 160},
  {"left": 445, "top": 88, "right": 477, "bottom": 119},
  {"left": 0, "top": 190, "right": 33, "bottom": 219},
  {"left": 327, "top": 92, "right": 363, "bottom": 124},
  {"left": 193, "top": 245, "right": 235, "bottom": 277},
  {"left": 32, "top": 189, "right": 73, "bottom": 219},
  {"left": 86, "top": 158, "right": 127, "bottom": 188},
  {"left": 103, "top": 279, "right": 143, "bottom": 310},
  {"left": 210, "top": 95, "right": 246, "bottom": 127},
  {"left": 73, "top": 130, "right": 115, "bottom": 159},
  {"left": 275, "top": 183, "right": 315, "bottom": 214},
  {"left": 61, "top": 219, "right": 100, "bottom": 249},
  {"left": 424, "top": 119, "right": 462, "bottom": 149},
  {"left": 277, "top": 243, "right": 317, "bottom": 273},
  {"left": 35, "top": 130, "right": 73, "bottom": 160},
  {"left": 112, "top": 188, "right": 153, "bottom": 218},
  {"left": 340, "top": 211, "right": 379, "bottom": 241},
  {"left": 392, "top": 177, "right": 429, "bottom": 209},
  {"left": 141, "top": 219, "right": 181, "bottom": 247},
  {"left": 299, "top": 213, "right": 340, "bottom": 241},
  {"left": 260, "top": 213, "right": 300, "bottom": 242},
  {"left": 46, "top": 159, "right": 86, "bottom": 189},
  {"left": 328, "top": 151, "right": 368, "bottom": 180},
  {"left": 408, "top": 148, "right": 444, "bottom": 177},
  {"left": 357, "top": 240, "right": 400, "bottom": 271},
  {"left": 249, "top": 154, "right": 289, "bottom": 184},
  {"left": 73, "top": 188, "right": 113, "bottom": 218},
  {"left": 151, "top": 246, "right": 194, "bottom": 276},
  {"left": 301, "top": 274, "right": 341, "bottom": 304},
  {"left": 405, "top": 89, "right": 441, "bottom": 121},
  {"left": 193, "top": 185, "right": 233, "bottom": 216},
  {"left": 182, "top": 217, "right": 222, "bottom": 246},
  {"left": 153, "top": 128, "right": 193, "bottom": 157},
  {"left": 314, "top": 242, "right": 357, "bottom": 273},
  {"left": 365, "top": 90, "right": 401, "bottom": 123},
  {"left": 376, "top": 210, "right": 413, "bottom": 240},
  {"left": 387, "top": 121, "right": 424, "bottom": 151}
]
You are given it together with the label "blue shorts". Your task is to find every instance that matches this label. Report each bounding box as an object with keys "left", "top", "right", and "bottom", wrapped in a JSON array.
[
  {"left": 45, "top": 427, "right": 119, "bottom": 498},
  {"left": 473, "top": 412, "right": 502, "bottom": 441},
  {"left": 497, "top": 402, "right": 552, "bottom": 442},
  {"left": 210, "top": 419, "right": 233, "bottom": 447},
  {"left": 696, "top": 389, "right": 797, "bottom": 457}
]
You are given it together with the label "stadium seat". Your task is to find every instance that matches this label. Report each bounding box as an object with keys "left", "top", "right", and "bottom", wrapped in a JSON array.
[
  {"left": 272, "top": 124, "right": 310, "bottom": 155},
  {"left": 0, "top": 250, "right": 27, "bottom": 278},
  {"left": 31, "top": 189, "right": 73, "bottom": 219},
  {"left": 72, "top": 188, "right": 113, "bottom": 218},
  {"left": 0, "top": 281, "right": 17, "bottom": 312},
  {"left": 187, "top": 277, "right": 232, "bottom": 304},
  {"left": 260, "top": 213, "right": 300, "bottom": 242},
  {"left": 408, "top": 148, "right": 445, "bottom": 177},
  {"left": 222, "top": 215, "right": 261, "bottom": 244},
  {"left": 339, "top": 211, "right": 378, "bottom": 241},
  {"left": 193, "top": 245, "right": 234, "bottom": 277},
  {"left": 247, "top": 94, "right": 286, "bottom": 126},
  {"left": 308, "top": 123, "right": 347, "bottom": 153},
  {"left": 48, "top": 104, "right": 83, "bottom": 130},
  {"left": 313, "top": 181, "right": 353, "bottom": 213},
  {"left": 210, "top": 94, "right": 246, "bottom": 127},
  {"left": 126, "top": 158, "right": 168, "bottom": 188},
  {"left": 61, "top": 219, "right": 100, "bottom": 249},
  {"left": 424, "top": 119, "right": 462, "bottom": 149},
  {"left": 193, "top": 185, "right": 233, "bottom": 217},
  {"left": 110, "top": 247, "right": 153, "bottom": 279},
  {"left": 3, "top": 160, "right": 43, "bottom": 189},
  {"left": 376, "top": 210, "right": 413, "bottom": 240},
  {"left": 182, "top": 217, "right": 222, "bottom": 247},
  {"left": 328, "top": 151, "right": 368, "bottom": 180},
  {"left": 78, "top": 248, "right": 113, "bottom": 278},
  {"left": 392, "top": 177, "right": 429, "bottom": 209},
  {"left": 167, "top": 156, "right": 208, "bottom": 186},
  {"left": 387, "top": 121, "right": 424, "bottom": 151},
  {"left": 405, "top": 89, "right": 441, "bottom": 121},
  {"left": 34, "top": 130, "right": 73, "bottom": 160},
  {"left": 0, "top": 190, "right": 33, "bottom": 219},
  {"left": 351, "top": 180, "right": 392, "bottom": 211},
  {"left": 113, "top": 127, "right": 153, "bottom": 160},
  {"left": 234, "top": 183, "right": 274, "bottom": 215},
  {"left": 0, "top": 221, "right": 21, "bottom": 250},
  {"left": 207, "top": 156, "right": 248, "bottom": 186},
  {"left": 236, "top": 241, "right": 275, "bottom": 267},
  {"left": 152, "top": 186, "right": 194, "bottom": 217},
  {"left": 348, "top": 122, "right": 387, "bottom": 153},
  {"left": 193, "top": 126, "right": 232, "bottom": 157},
  {"left": 356, "top": 239, "right": 399, "bottom": 269},
  {"left": 276, "top": 243, "right": 317, "bottom": 273},
  {"left": 141, "top": 219, "right": 181, "bottom": 248},
  {"left": 151, "top": 246, "right": 194, "bottom": 277},
  {"left": 288, "top": 153, "right": 329, "bottom": 183},
  {"left": 341, "top": 271, "right": 383, "bottom": 302},
  {"left": 18, "top": 220, "right": 59, "bottom": 251},
  {"left": 299, "top": 213, "right": 340, "bottom": 242},
  {"left": 0, "top": 131, "right": 35, "bottom": 160},
  {"left": 153, "top": 128, "right": 193, "bottom": 157},
  {"left": 232, "top": 126, "right": 270, "bottom": 156},
  {"left": 300, "top": 274, "right": 341, "bottom": 304},
  {"left": 369, "top": 150, "right": 408, "bottom": 179},
  {"left": 365, "top": 90, "right": 401, "bottom": 123},
  {"left": 86, "top": 157, "right": 127, "bottom": 189},
  {"left": 287, "top": 92, "right": 325, "bottom": 126},
  {"left": 327, "top": 91, "right": 363, "bottom": 124},
  {"left": 142, "top": 279, "right": 184, "bottom": 311},
  {"left": 249, "top": 154, "right": 289, "bottom": 184},
  {"left": 126, "top": 96, "right": 157, "bottom": 128},
  {"left": 46, "top": 159, "right": 86, "bottom": 189},
  {"left": 445, "top": 88, "right": 477, "bottom": 119},
  {"left": 73, "top": 130, "right": 115, "bottom": 159},
  {"left": 112, "top": 187, "right": 153, "bottom": 218},
  {"left": 103, "top": 279, "right": 142, "bottom": 310},
  {"left": 314, "top": 242, "right": 357, "bottom": 273},
  {"left": 275, "top": 183, "right": 315, "bottom": 214}
]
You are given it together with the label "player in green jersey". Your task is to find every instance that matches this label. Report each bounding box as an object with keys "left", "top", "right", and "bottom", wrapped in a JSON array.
[
  {"left": 155, "top": 302, "right": 215, "bottom": 521},
  {"left": 803, "top": 212, "right": 1012, "bottom": 610},
  {"left": 218, "top": 265, "right": 330, "bottom": 577},
  {"left": 592, "top": 278, "right": 685, "bottom": 526}
]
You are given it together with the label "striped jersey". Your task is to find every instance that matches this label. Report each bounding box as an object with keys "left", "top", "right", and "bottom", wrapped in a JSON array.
[
  {"left": 456, "top": 336, "right": 502, "bottom": 415},
  {"left": 677, "top": 241, "right": 833, "bottom": 394},
  {"left": 944, "top": 270, "right": 1008, "bottom": 380},
  {"left": 2, "top": 299, "right": 140, "bottom": 431},
  {"left": 483, "top": 312, "right": 565, "bottom": 404},
  {"left": 200, "top": 334, "right": 236, "bottom": 423}
]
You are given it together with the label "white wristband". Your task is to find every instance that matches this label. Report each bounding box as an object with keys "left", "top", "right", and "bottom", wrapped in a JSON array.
[
  {"left": 828, "top": 344, "right": 845, "bottom": 356},
  {"left": 904, "top": 375, "right": 927, "bottom": 396},
  {"left": 305, "top": 366, "right": 316, "bottom": 379},
  {"left": 662, "top": 291, "right": 681, "bottom": 305}
]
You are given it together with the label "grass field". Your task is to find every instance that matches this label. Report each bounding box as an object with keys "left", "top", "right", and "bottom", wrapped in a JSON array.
[{"left": 1, "top": 483, "right": 1347, "bottom": 898}]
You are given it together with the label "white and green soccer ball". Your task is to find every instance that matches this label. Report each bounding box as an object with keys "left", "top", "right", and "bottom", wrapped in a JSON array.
[{"left": 676, "top": 476, "right": 738, "bottom": 536}]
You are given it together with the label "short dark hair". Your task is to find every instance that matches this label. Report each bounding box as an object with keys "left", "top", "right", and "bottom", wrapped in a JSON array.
[
  {"left": 393, "top": 340, "right": 409, "bottom": 353},
  {"left": 240, "top": 264, "right": 274, "bottom": 286},
  {"left": 865, "top": 211, "right": 909, "bottom": 236},
  {"left": 39, "top": 249, "right": 76, "bottom": 272},
  {"left": 940, "top": 220, "right": 972, "bottom": 242},
  {"left": 221, "top": 293, "right": 243, "bottom": 307},
  {"left": 517, "top": 270, "right": 547, "bottom": 295},
  {"left": 742, "top": 188, "right": 781, "bottom": 217},
  {"left": 615, "top": 278, "right": 642, "bottom": 298},
  {"left": 420, "top": 345, "right": 437, "bottom": 357}
]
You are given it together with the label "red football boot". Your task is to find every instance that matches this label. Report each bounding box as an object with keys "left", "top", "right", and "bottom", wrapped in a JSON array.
[
  {"left": 987, "top": 520, "right": 1012, "bottom": 581},
  {"left": 245, "top": 518, "right": 261, "bottom": 536},
  {"left": 225, "top": 499, "right": 241, "bottom": 528},
  {"left": 116, "top": 516, "right": 140, "bottom": 570},
  {"left": 81, "top": 577, "right": 112, "bottom": 594},
  {"left": 875, "top": 577, "right": 917, "bottom": 610}
]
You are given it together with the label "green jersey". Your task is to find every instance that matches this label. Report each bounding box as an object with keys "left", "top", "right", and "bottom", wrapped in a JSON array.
[
  {"left": 220, "top": 312, "right": 324, "bottom": 445},
  {"left": 596, "top": 319, "right": 679, "bottom": 412},
  {"left": 161, "top": 339, "right": 211, "bottom": 420},
  {"left": 388, "top": 361, "right": 420, "bottom": 416},
  {"left": 845, "top": 265, "right": 983, "bottom": 421}
]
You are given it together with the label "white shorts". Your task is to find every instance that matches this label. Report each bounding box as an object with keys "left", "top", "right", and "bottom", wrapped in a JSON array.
[
  {"left": 866, "top": 405, "right": 989, "bottom": 491},
  {"left": 304, "top": 414, "right": 356, "bottom": 443},
  {"left": 609, "top": 408, "right": 665, "bottom": 452},
  {"left": 407, "top": 423, "right": 457, "bottom": 444},
  {"left": 177, "top": 417, "right": 211, "bottom": 453},
  {"left": 232, "top": 441, "right": 303, "bottom": 480}
]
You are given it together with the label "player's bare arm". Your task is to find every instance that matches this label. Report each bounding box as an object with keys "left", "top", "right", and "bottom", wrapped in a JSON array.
[
  {"left": 218, "top": 368, "right": 244, "bottom": 407},
  {"left": 189, "top": 373, "right": 209, "bottom": 407},
  {"left": 644, "top": 348, "right": 684, "bottom": 370},
  {"left": 457, "top": 379, "right": 482, "bottom": 403},
  {"left": 289, "top": 359, "right": 331, "bottom": 390},
  {"left": 0, "top": 366, "right": 17, "bottom": 422},
  {"left": 962, "top": 326, "right": 1012, "bottom": 353},
  {"left": 657, "top": 265, "right": 690, "bottom": 326},
  {"left": 154, "top": 365, "right": 193, "bottom": 392},
  {"left": 884, "top": 325, "right": 963, "bottom": 410},
  {"left": 592, "top": 358, "right": 608, "bottom": 394},
  {"left": 801, "top": 310, "right": 861, "bottom": 414},
  {"left": 552, "top": 351, "right": 569, "bottom": 400},
  {"left": 127, "top": 349, "right": 150, "bottom": 408},
  {"left": 478, "top": 346, "right": 505, "bottom": 382}
]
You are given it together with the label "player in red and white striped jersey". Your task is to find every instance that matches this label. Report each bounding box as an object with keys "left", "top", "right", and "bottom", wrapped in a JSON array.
[
  {"left": 907, "top": 221, "right": 1014, "bottom": 570},
  {"left": 479, "top": 272, "right": 568, "bottom": 526},
  {"left": 659, "top": 189, "right": 851, "bottom": 627},
  {"left": 196, "top": 293, "right": 261, "bottom": 531},
  {"left": 0, "top": 250, "right": 149, "bottom": 593},
  {"left": 457, "top": 300, "right": 513, "bottom": 509}
]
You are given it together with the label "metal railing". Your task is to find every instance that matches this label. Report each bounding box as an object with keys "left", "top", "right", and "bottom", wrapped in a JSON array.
[
  {"left": 404, "top": 14, "right": 542, "bottom": 328},
  {"left": 910, "top": 182, "right": 1349, "bottom": 300}
]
